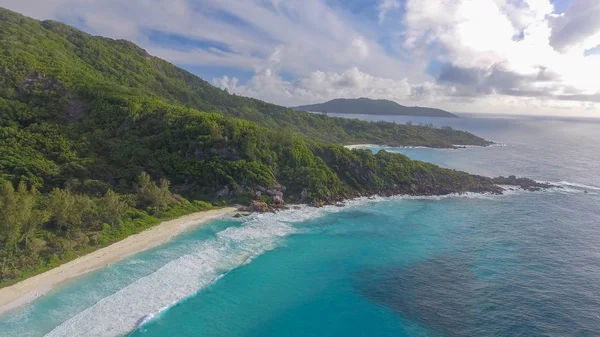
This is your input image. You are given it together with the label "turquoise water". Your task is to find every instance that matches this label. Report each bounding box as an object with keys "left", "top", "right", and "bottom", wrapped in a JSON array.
[{"left": 1, "top": 114, "right": 600, "bottom": 336}]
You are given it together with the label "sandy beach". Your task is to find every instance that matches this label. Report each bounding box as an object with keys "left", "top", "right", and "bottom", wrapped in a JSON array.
[
  {"left": 343, "top": 144, "right": 379, "bottom": 149},
  {"left": 0, "top": 207, "right": 237, "bottom": 315}
]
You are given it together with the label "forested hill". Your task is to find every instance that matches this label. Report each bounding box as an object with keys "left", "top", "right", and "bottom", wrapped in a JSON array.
[
  {"left": 0, "top": 7, "right": 486, "bottom": 148},
  {"left": 295, "top": 98, "right": 458, "bottom": 118},
  {"left": 0, "top": 7, "right": 501, "bottom": 285}
]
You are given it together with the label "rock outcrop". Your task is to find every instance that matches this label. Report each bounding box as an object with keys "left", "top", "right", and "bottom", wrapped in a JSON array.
[
  {"left": 248, "top": 200, "right": 273, "bottom": 213},
  {"left": 492, "top": 175, "right": 556, "bottom": 191},
  {"left": 239, "top": 175, "right": 555, "bottom": 213}
]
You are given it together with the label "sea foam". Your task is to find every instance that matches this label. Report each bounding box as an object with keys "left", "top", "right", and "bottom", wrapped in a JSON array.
[
  {"left": 43, "top": 181, "right": 592, "bottom": 337},
  {"left": 43, "top": 210, "right": 322, "bottom": 337},
  {"left": 533, "top": 180, "right": 600, "bottom": 195},
  {"left": 345, "top": 143, "right": 507, "bottom": 151},
  {"left": 553, "top": 181, "right": 600, "bottom": 191}
]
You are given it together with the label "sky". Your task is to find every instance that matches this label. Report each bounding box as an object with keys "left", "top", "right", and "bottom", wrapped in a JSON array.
[{"left": 2, "top": 0, "right": 600, "bottom": 116}]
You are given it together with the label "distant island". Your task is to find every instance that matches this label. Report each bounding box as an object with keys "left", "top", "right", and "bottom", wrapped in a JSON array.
[
  {"left": 0, "top": 7, "right": 552, "bottom": 291},
  {"left": 294, "top": 98, "right": 458, "bottom": 118}
]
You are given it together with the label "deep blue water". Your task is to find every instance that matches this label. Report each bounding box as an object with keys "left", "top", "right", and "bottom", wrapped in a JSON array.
[{"left": 1, "top": 113, "right": 599, "bottom": 337}]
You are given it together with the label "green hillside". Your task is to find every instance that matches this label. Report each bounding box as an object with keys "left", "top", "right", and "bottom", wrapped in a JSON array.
[
  {"left": 0, "top": 7, "right": 500, "bottom": 285},
  {"left": 0, "top": 7, "right": 488, "bottom": 148}
]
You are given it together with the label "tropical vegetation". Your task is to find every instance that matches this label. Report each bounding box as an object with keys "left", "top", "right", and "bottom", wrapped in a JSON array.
[{"left": 0, "top": 7, "right": 498, "bottom": 286}]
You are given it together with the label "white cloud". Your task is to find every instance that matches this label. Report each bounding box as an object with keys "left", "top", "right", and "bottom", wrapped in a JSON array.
[
  {"left": 212, "top": 67, "right": 412, "bottom": 106},
  {"left": 403, "top": 0, "right": 553, "bottom": 70},
  {"left": 212, "top": 67, "right": 597, "bottom": 116},
  {"left": 378, "top": 0, "right": 400, "bottom": 23},
  {"left": 351, "top": 38, "right": 370, "bottom": 59},
  {"left": 403, "top": 0, "right": 600, "bottom": 101},
  {"left": 0, "top": 0, "right": 70, "bottom": 19},
  {"left": 82, "top": 11, "right": 140, "bottom": 40},
  {"left": 2, "top": 0, "right": 600, "bottom": 115},
  {"left": 549, "top": 0, "right": 600, "bottom": 52},
  {"left": 188, "top": 0, "right": 409, "bottom": 78}
]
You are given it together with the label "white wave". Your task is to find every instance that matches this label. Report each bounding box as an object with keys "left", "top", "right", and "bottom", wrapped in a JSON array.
[
  {"left": 497, "top": 184, "right": 594, "bottom": 196},
  {"left": 44, "top": 206, "right": 353, "bottom": 337},
  {"left": 391, "top": 146, "right": 429, "bottom": 149},
  {"left": 338, "top": 184, "right": 577, "bottom": 204},
  {"left": 345, "top": 143, "right": 507, "bottom": 151},
  {"left": 388, "top": 192, "right": 501, "bottom": 201},
  {"left": 344, "top": 144, "right": 379, "bottom": 149},
  {"left": 453, "top": 142, "right": 507, "bottom": 148},
  {"left": 493, "top": 183, "right": 596, "bottom": 196},
  {"left": 134, "top": 314, "right": 154, "bottom": 329},
  {"left": 328, "top": 191, "right": 511, "bottom": 206},
  {"left": 533, "top": 180, "right": 600, "bottom": 195},
  {"left": 345, "top": 144, "right": 441, "bottom": 150},
  {"left": 44, "top": 210, "right": 324, "bottom": 337},
  {"left": 43, "top": 180, "right": 587, "bottom": 337},
  {"left": 553, "top": 181, "right": 600, "bottom": 191}
]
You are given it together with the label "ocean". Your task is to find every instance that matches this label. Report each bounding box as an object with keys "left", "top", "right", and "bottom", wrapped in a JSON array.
[{"left": 1, "top": 113, "right": 599, "bottom": 337}]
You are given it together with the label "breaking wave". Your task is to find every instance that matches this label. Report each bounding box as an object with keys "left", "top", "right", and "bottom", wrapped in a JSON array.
[
  {"left": 533, "top": 180, "right": 600, "bottom": 195},
  {"left": 552, "top": 181, "right": 600, "bottom": 191},
  {"left": 345, "top": 143, "right": 507, "bottom": 152},
  {"left": 44, "top": 209, "right": 333, "bottom": 337},
  {"left": 41, "top": 180, "right": 593, "bottom": 337}
]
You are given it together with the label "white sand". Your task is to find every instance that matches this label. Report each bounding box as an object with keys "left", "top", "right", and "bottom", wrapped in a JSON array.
[
  {"left": 0, "top": 207, "right": 237, "bottom": 315},
  {"left": 344, "top": 144, "right": 379, "bottom": 149}
]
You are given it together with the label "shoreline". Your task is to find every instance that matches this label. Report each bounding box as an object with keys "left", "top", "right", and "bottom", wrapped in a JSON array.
[
  {"left": 343, "top": 143, "right": 501, "bottom": 150},
  {"left": 0, "top": 207, "right": 237, "bottom": 316}
]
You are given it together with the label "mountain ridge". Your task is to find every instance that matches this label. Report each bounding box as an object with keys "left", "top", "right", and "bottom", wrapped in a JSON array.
[
  {"left": 0, "top": 7, "right": 484, "bottom": 148},
  {"left": 294, "top": 98, "right": 458, "bottom": 118},
  {"left": 0, "top": 7, "right": 514, "bottom": 286}
]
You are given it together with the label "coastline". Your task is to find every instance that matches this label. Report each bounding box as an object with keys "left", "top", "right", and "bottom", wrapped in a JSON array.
[
  {"left": 343, "top": 143, "right": 502, "bottom": 150},
  {"left": 0, "top": 207, "right": 237, "bottom": 316},
  {"left": 343, "top": 144, "right": 380, "bottom": 149}
]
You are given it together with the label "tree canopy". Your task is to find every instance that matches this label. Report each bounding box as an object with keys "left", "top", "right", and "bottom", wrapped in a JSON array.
[{"left": 0, "top": 7, "right": 498, "bottom": 286}]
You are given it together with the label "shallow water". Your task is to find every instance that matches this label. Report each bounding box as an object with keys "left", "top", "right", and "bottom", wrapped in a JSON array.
[{"left": 1, "top": 114, "right": 599, "bottom": 337}]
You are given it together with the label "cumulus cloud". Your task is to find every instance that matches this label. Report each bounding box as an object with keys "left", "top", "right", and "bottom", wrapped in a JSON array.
[
  {"left": 212, "top": 67, "right": 413, "bottom": 106},
  {"left": 437, "top": 63, "right": 563, "bottom": 97},
  {"left": 403, "top": 0, "right": 600, "bottom": 105},
  {"left": 2, "top": 0, "right": 600, "bottom": 115},
  {"left": 403, "top": 0, "right": 553, "bottom": 70},
  {"left": 548, "top": 0, "right": 600, "bottom": 52},
  {"left": 3, "top": 0, "right": 410, "bottom": 78}
]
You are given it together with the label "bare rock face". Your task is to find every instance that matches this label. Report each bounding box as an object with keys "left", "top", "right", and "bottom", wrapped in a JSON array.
[
  {"left": 255, "top": 181, "right": 287, "bottom": 204},
  {"left": 272, "top": 194, "right": 284, "bottom": 205},
  {"left": 300, "top": 188, "right": 310, "bottom": 203},
  {"left": 256, "top": 185, "right": 267, "bottom": 193},
  {"left": 274, "top": 181, "right": 286, "bottom": 192},
  {"left": 266, "top": 181, "right": 286, "bottom": 197},
  {"left": 492, "top": 175, "right": 556, "bottom": 191},
  {"left": 248, "top": 200, "right": 273, "bottom": 213},
  {"left": 217, "top": 186, "right": 230, "bottom": 197}
]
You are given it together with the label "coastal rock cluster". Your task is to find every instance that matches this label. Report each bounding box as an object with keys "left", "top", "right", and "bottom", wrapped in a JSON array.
[
  {"left": 492, "top": 175, "right": 556, "bottom": 191},
  {"left": 0, "top": 7, "right": 562, "bottom": 287},
  {"left": 237, "top": 182, "right": 290, "bottom": 213},
  {"left": 241, "top": 175, "right": 558, "bottom": 213},
  {"left": 255, "top": 182, "right": 286, "bottom": 206}
]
